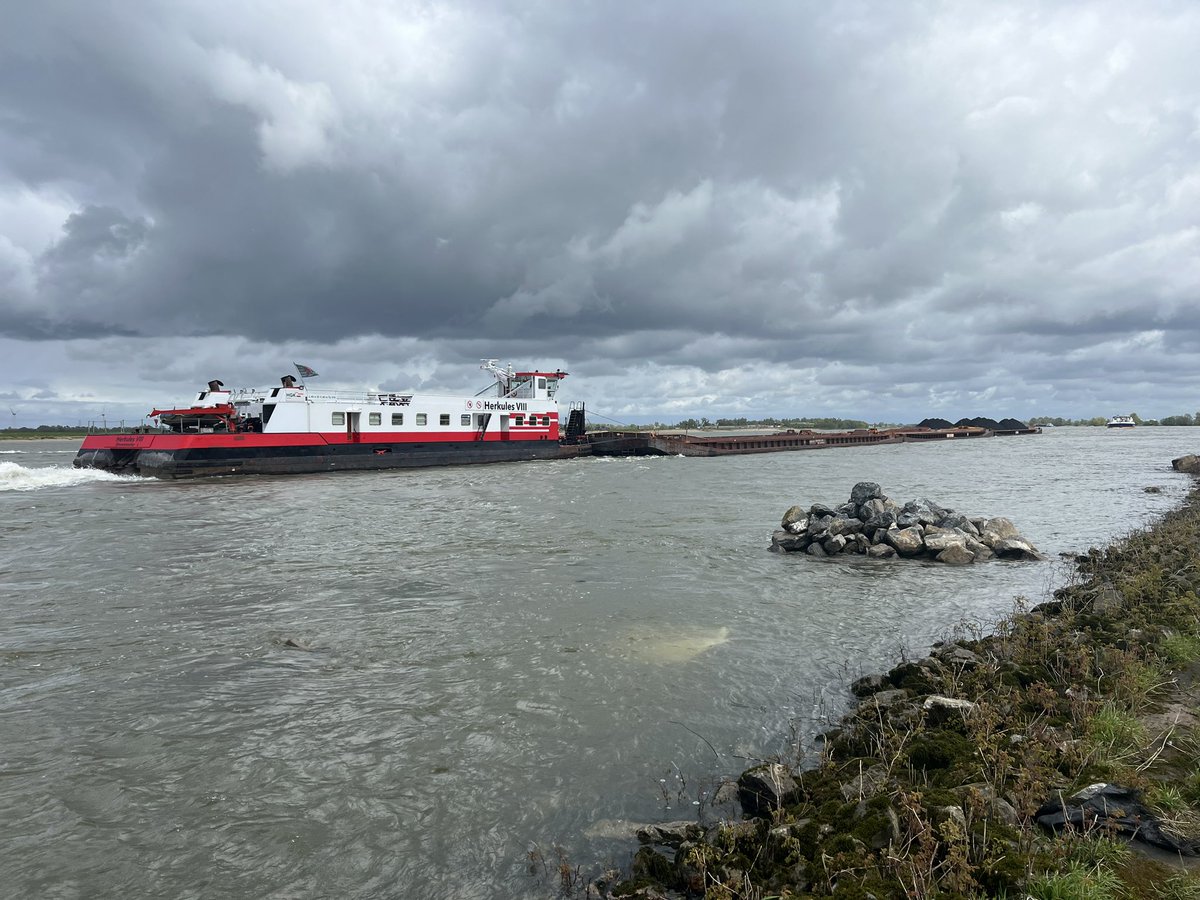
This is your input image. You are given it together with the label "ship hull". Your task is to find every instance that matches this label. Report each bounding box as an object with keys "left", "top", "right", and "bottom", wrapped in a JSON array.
[{"left": 74, "top": 433, "right": 578, "bottom": 478}]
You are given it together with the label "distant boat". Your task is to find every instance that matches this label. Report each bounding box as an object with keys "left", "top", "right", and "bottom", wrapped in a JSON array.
[{"left": 1106, "top": 416, "right": 1136, "bottom": 428}]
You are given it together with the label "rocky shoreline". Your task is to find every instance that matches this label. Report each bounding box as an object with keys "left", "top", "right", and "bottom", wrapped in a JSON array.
[{"left": 594, "top": 459, "right": 1200, "bottom": 899}]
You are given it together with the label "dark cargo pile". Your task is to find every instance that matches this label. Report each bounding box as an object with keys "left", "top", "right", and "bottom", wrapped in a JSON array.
[{"left": 915, "top": 416, "right": 1030, "bottom": 430}]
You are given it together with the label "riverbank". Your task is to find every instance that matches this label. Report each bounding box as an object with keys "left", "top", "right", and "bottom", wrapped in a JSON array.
[
  {"left": 0, "top": 432, "right": 91, "bottom": 441},
  {"left": 607, "top": 469, "right": 1200, "bottom": 898}
]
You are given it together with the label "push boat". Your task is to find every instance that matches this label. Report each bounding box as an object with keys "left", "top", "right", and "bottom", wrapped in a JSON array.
[
  {"left": 1106, "top": 415, "right": 1136, "bottom": 429},
  {"left": 73, "top": 361, "right": 587, "bottom": 478}
]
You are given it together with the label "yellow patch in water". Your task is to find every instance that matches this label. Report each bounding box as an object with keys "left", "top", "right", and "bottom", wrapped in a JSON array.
[{"left": 622, "top": 626, "right": 731, "bottom": 663}]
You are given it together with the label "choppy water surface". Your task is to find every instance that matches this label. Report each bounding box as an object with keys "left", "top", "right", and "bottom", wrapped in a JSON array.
[{"left": 1, "top": 430, "right": 1195, "bottom": 898}]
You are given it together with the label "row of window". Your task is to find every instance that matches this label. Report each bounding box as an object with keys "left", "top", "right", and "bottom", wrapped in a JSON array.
[{"left": 328, "top": 412, "right": 552, "bottom": 427}]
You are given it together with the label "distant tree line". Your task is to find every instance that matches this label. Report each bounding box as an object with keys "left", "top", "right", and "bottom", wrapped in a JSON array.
[
  {"left": 3, "top": 425, "right": 86, "bottom": 433},
  {"left": 1029, "top": 413, "right": 1200, "bottom": 427},
  {"left": 1, "top": 425, "right": 122, "bottom": 435},
  {"left": 713, "top": 416, "right": 880, "bottom": 430},
  {"left": 590, "top": 416, "right": 887, "bottom": 431}
]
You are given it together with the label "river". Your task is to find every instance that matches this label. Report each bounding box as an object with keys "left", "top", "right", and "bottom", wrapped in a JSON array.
[{"left": 1, "top": 428, "right": 1194, "bottom": 898}]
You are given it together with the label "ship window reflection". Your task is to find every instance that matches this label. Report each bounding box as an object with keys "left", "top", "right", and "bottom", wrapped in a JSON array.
[
  {"left": 416, "top": 413, "right": 427, "bottom": 426},
  {"left": 369, "top": 413, "right": 381, "bottom": 426},
  {"left": 439, "top": 414, "right": 450, "bottom": 426},
  {"left": 332, "top": 412, "right": 345, "bottom": 426},
  {"left": 391, "top": 413, "right": 404, "bottom": 426},
  {"left": 461, "top": 414, "right": 470, "bottom": 426}
]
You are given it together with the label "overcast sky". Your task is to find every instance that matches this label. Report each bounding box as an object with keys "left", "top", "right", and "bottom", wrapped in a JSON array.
[{"left": 2, "top": 0, "right": 1198, "bottom": 427}]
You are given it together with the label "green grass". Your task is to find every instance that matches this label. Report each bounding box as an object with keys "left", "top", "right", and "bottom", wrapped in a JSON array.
[
  {"left": 1027, "top": 863, "right": 1122, "bottom": 900},
  {"left": 1160, "top": 632, "right": 1200, "bottom": 666},
  {"left": 1068, "top": 835, "right": 1131, "bottom": 868},
  {"left": 1087, "top": 701, "right": 1147, "bottom": 761},
  {"left": 1155, "top": 873, "right": 1200, "bottom": 900},
  {"left": 1184, "top": 766, "right": 1200, "bottom": 805},
  {"left": 1147, "top": 784, "right": 1189, "bottom": 815}
]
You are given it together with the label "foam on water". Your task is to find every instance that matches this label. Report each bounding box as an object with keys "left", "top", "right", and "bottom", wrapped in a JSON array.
[{"left": 0, "top": 461, "right": 151, "bottom": 491}]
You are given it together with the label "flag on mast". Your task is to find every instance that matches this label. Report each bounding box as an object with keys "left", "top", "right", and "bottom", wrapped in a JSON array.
[{"left": 294, "top": 363, "right": 319, "bottom": 379}]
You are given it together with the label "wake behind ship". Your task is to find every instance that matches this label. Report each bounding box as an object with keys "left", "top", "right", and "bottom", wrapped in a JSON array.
[{"left": 74, "top": 361, "right": 587, "bottom": 479}]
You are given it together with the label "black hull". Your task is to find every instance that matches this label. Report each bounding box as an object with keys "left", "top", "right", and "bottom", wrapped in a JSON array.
[{"left": 75, "top": 440, "right": 586, "bottom": 479}]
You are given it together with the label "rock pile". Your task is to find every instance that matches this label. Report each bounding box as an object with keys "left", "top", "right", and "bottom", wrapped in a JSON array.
[{"left": 769, "top": 481, "right": 1043, "bottom": 564}]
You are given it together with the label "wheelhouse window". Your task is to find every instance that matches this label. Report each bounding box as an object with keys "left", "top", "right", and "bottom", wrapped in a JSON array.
[
  {"left": 439, "top": 413, "right": 450, "bottom": 426},
  {"left": 460, "top": 414, "right": 471, "bottom": 426},
  {"left": 332, "top": 412, "right": 345, "bottom": 426},
  {"left": 391, "top": 413, "right": 404, "bottom": 426},
  {"left": 416, "top": 413, "right": 427, "bottom": 426},
  {"left": 369, "top": 412, "right": 381, "bottom": 426}
]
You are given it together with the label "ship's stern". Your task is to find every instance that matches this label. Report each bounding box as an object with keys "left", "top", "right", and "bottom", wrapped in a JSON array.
[{"left": 74, "top": 434, "right": 159, "bottom": 475}]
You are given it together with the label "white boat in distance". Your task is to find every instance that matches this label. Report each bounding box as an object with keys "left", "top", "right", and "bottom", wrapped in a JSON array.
[{"left": 1106, "top": 415, "right": 1136, "bottom": 428}]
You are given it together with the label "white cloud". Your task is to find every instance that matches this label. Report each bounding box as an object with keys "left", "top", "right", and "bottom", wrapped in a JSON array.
[
  {"left": 0, "top": 186, "right": 75, "bottom": 254},
  {"left": 206, "top": 49, "right": 340, "bottom": 172},
  {"left": 593, "top": 181, "right": 715, "bottom": 263},
  {"left": 1000, "top": 202, "right": 1044, "bottom": 231},
  {"left": 0, "top": 236, "right": 36, "bottom": 306}
]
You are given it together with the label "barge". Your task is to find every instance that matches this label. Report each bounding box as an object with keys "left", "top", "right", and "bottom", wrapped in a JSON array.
[
  {"left": 74, "top": 361, "right": 587, "bottom": 478},
  {"left": 73, "top": 359, "right": 1040, "bottom": 477},
  {"left": 585, "top": 425, "right": 1001, "bottom": 457}
]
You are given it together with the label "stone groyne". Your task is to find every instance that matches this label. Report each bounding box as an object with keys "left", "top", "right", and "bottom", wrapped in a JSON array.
[{"left": 771, "top": 481, "right": 1044, "bottom": 564}]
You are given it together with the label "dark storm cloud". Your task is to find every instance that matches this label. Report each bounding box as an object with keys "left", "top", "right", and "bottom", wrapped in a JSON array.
[{"left": 1, "top": 0, "right": 1199, "bottom": 421}]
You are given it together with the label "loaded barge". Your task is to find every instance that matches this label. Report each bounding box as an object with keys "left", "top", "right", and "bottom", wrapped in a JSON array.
[
  {"left": 584, "top": 422, "right": 1038, "bottom": 457},
  {"left": 73, "top": 361, "right": 1040, "bottom": 478}
]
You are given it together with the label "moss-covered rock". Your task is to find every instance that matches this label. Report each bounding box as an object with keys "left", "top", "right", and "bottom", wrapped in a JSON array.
[
  {"left": 626, "top": 846, "right": 676, "bottom": 889},
  {"left": 906, "top": 730, "right": 975, "bottom": 772}
]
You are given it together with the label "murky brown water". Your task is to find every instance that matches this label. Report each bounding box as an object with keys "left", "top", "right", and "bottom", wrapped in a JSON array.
[{"left": 1, "top": 430, "right": 1193, "bottom": 897}]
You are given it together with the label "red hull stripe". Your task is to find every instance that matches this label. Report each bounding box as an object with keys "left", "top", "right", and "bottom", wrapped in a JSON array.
[
  {"left": 80, "top": 429, "right": 560, "bottom": 450},
  {"left": 150, "top": 404, "right": 236, "bottom": 417}
]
